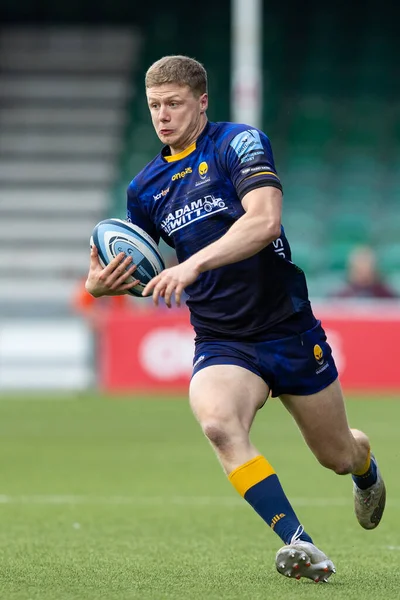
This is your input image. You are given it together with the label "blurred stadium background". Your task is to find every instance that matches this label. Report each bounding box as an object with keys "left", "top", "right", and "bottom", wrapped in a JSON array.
[
  {"left": 0, "top": 2, "right": 400, "bottom": 599},
  {"left": 0, "top": 0, "right": 399, "bottom": 392}
]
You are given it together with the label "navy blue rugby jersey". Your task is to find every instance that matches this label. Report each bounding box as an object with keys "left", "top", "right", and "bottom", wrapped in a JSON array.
[{"left": 126, "top": 121, "right": 312, "bottom": 340}]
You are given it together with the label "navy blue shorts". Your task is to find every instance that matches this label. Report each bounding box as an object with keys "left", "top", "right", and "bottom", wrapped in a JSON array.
[{"left": 192, "top": 320, "right": 338, "bottom": 397}]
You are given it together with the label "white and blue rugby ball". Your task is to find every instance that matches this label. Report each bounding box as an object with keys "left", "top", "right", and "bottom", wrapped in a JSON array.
[{"left": 90, "top": 218, "right": 165, "bottom": 297}]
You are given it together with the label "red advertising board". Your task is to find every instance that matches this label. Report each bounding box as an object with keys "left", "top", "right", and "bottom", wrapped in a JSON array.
[
  {"left": 99, "top": 310, "right": 194, "bottom": 393},
  {"left": 99, "top": 304, "right": 400, "bottom": 394}
]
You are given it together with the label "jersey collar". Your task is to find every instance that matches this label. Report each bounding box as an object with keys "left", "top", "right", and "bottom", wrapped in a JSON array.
[{"left": 161, "top": 121, "right": 210, "bottom": 163}]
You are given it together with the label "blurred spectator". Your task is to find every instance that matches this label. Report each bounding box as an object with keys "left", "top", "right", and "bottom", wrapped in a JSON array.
[{"left": 335, "top": 246, "right": 398, "bottom": 299}]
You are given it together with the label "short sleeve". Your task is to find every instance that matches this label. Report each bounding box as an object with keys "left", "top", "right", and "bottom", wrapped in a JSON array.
[
  {"left": 222, "top": 127, "right": 282, "bottom": 200},
  {"left": 126, "top": 182, "right": 160, "bottom": 243}
]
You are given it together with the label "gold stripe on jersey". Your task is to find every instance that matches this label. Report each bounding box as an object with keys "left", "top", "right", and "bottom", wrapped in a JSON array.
[
  {"left": 164, "top": 142, "right": 197, "bottom": 162},
  {"left": 245, "top": 171, "right": 280, "bottom": 180}
]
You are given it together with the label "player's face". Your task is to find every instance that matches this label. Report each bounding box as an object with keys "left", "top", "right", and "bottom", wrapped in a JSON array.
[{"left": 146, "top": 84, "right": 208, "bottom": 154}]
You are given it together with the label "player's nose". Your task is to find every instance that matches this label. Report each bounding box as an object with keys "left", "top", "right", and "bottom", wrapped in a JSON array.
[{"left": 159, "top": 105, "right": 170, "bottom": 121}]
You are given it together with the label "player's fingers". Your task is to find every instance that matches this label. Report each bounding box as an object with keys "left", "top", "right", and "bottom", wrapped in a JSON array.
[
  {"left": 152, "top": 280, "right": 166, "bottom": 306},
  {"left": 152, "top": 285, "right": 161, "bottom": 306},
  {"left": 108, "top": 256, "right": 134, "bottom": 285},
  {"left": 120, "top": 278, "right": 141, "bottom": 291},
  {"left": 164, "top": 282, "right": 176, "bottom": 308},
  {"left": 111, "top": 262, "right": 136, "bottom": 290},
  {"left": 142, "top": 274, "right": 161, "bottom": 297},
  {"left": 90, "top": 244, "right": 100, "bottom": 266},
  {"left": 175, "top": 284, "right": 184, "bottom": 307},
  {"left": 103, "top": 252, "right": 127, "bottom": 276}
]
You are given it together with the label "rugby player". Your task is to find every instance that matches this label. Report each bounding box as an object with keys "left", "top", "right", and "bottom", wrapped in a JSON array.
[{"left": 86, "top": 55, "right": 386, "bottom": 583}]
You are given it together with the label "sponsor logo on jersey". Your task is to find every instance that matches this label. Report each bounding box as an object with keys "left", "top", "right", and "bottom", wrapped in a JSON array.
[
  {"left": 240, "top": 151, "right": 264, "bottom": 164},
  {"left": 153, "top": 187, "right": 170, "bottom": 201},
  {"left": 314, "top": 344, "right": 324, "bottom": 365},
  {"left": 160, "top": 194, "right": 227, "bottom": 236},
  {"left": 272, "top": 237, "right": 285, "bottom": 259},
  {"left": 230, "top": 129, "right": 265, "bottom": 163},
  {"left": 240, "top": 165, "right": 276, "bottom": 176},
  {"left": 171, "top": 167, "right": 192, "bottom": 181}
]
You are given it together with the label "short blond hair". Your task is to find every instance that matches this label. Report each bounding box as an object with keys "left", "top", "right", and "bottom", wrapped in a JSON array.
[{"left": 145, "top": 55, "right": 207, "bottom": 98}]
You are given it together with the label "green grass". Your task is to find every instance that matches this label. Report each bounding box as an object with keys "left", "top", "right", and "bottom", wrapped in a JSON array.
[{"left": 0, "top": 393, "right": 399, "bottom": 599}]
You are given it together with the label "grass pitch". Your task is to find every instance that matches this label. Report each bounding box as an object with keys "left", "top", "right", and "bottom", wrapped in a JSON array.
[{"left": 0, "top": 393, "right": 399, "bottom": 599}]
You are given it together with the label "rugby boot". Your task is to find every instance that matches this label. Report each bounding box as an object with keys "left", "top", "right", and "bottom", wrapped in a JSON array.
[
  {"left": 353, "top": 454, "right": 386, "bottom": 530},
  {"left": 275, "top": 528, "right": 336, "bottom": 583}
]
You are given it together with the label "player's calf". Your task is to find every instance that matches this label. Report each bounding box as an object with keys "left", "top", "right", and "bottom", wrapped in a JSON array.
[
  {"left": 228, "top": 455, "right": 313, "bottom": 546},
  {"left": 311, "top": 428, "right": 371, "bottom": 476},
  {"left": 201, "top": 417, "right": 315, "bottom": 548}
]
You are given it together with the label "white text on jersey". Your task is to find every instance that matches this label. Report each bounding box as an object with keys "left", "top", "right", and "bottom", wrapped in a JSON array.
[{"left": 161, "top": 195, "right": 227, "bottom": 236}]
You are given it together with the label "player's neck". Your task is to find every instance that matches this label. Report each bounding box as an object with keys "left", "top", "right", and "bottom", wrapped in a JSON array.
[{"left": 169, "top": 117, "right": 208, "bottom": 156}]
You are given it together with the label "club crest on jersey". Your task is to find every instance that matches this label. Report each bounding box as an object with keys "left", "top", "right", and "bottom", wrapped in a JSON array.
[
  {"left": 230, "top": 129, "right": 265, "bottom": 164},
  {"left": 195, "top": 161, "right": 211, "bottom": 187},
  {"left": 198, "top": 161, "right": 208, "bottom": 178}
]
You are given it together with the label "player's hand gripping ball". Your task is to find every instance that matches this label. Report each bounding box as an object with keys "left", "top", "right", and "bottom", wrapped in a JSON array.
[{"left": 90, "top": 218, "right": 165, "bottom": 297}]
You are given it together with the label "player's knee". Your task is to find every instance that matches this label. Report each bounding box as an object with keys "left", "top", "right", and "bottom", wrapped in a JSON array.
[
  {"left": 331, "top": 459, "right": 353, "bottom": 475},
  {"left": 317, "top": 454, "right": 353, "bottom": 475},
  {"left": 201, "top": 420, "right": 236, "bottom": 451},
  {"left": 350, "top": 428, "right": 370, "bottom": 453}
]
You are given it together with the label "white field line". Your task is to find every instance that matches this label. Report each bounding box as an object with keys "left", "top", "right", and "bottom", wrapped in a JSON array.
[
  {"left": 0, "top": 395, "right": 81, "bottom": 401},
  {"left": 0, "top": 494, "right": 398, "bottom": 508}
]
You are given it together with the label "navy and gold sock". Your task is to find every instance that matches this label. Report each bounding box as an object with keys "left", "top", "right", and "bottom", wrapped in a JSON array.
[
  {"left": 352, "top": 450, "right": 377, "bottom": 490},
  {"left": 229, "top": 455, "right": 313, "bottom": 545}
]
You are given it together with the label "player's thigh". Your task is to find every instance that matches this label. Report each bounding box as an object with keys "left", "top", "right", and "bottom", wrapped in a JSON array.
[
  {"left": 189, "top": 364, "right": 269, "bottom": 433},
  {"left": 279, "top": 378, "right": 356, "bottom": 467}
]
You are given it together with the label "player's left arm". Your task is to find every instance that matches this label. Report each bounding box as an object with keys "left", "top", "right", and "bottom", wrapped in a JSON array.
[
  {"left": 143, "top": 127, "right": 283, "bottom": 307},
  {"left": 142, "top": 186, "right": 282, "bottom": 307},
  {"left": 190, "top": 185, "right": 282, "bottom": 269}
]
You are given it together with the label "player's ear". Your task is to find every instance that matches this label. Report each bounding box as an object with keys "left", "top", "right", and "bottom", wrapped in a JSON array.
[{"left": 199, "top": 93, "right": 208, "bottom": 113}]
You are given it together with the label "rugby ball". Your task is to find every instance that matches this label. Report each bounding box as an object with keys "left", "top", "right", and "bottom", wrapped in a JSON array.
[{"left": 90, "top": 218, "right": 165, "bottom": 297}]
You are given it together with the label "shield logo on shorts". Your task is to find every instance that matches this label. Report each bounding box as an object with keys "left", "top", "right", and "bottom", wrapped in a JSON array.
[{"left": 314, "top": 344, "right": 324, "bottom": 365}]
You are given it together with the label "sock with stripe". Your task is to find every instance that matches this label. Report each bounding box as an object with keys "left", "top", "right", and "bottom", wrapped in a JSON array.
[
  {"left": 352, "top": 450, "right": 377, "bottom": 490},
  {"left": 229, "top": 455, "right": 313, "bottom": 545}
]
